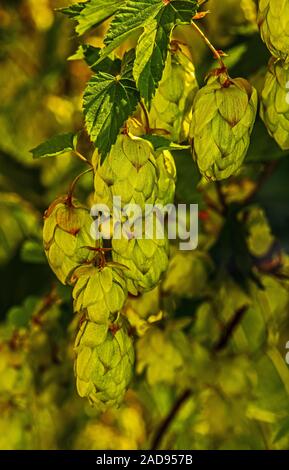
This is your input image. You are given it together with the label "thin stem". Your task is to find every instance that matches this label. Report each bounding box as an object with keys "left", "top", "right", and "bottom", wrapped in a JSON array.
[
  {"left": 213, "top": 305, "right": 248, "bottom": 352},
  {"left": 191, "top": 20, "right": 227, "bottom": 70},
  {"left": 151, "top": 389, "right": 192, "bottom": 450},
  {"left": 67, "top": 168, "right": 93, "bottom": 202},
  {"left": 73, "top": 150, "right": 93, "bottom": 168},
  {"left": 140, "top": 100, "right": 150, "bottom": 132}
]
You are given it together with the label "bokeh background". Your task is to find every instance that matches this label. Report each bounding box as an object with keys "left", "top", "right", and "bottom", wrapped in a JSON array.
[{"left": 1, "top": 0, "right": 289, "bottom": 450}]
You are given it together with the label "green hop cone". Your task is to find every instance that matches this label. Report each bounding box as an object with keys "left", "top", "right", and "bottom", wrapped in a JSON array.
[
  {"left": 43, "top": 196, "right": 97, "bottom": 284},
  {"left": 260, "top": 58, "right": 289, "bottom": 149},
  {"left": 245, "top": 206, "right": 275, "bottom": 258},
  {"left": 112, "top": 214, "right": 169, "bottom": 295},
  {"left": 155, "top": 150, "right": 176, "bottom": 206},
  {"left": 72, "top": 264, "right": 128, "bottom": 323},
  {"left": 136, "top": 324, "right": 194, "bottom": 386},
  {"left": 74, "top": 318, "right": 134, "bottom": 409},
  {"left": 149, "top": 43, "right": 199, "bottom": 143},
  {"left": 257, "top": 0, "right": 289, "bottom": 62},
  {"left": 0, "top": 330, "right": 33, "bottom": 401},
  {"left": 190, "top": 72, "right": 258, "bottom": 180},
  {"left": 93, "top": 131, "right": 159, "bottom": 212}
]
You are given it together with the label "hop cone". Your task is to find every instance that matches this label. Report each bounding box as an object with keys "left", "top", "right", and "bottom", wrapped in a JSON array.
[
  {"left": 190, "top": 73, "right": 258, "bottom": 180},
  {"left": 260, "top": 58, "right": 289, "bottom": 149},
  {"left": 72, "top": 264, "right": 127, "bottom": 323},
  {"left": 93, "top": 133, "right": 159, "bottom": 211},
  {"left": 112, "top": 215, "right": 169, "bottom": 295},
  {"left": 43, "top": 196, "right": 96, "bottom": 284},
  {"left": 74, "top": 319, "right": 134, "bottom": 409},
  {"left": 257, "top": 0, "right": 289, "bottom": 62},
  {"left": 155, "top": 150, "right": 176, "bottom": 206},
  {"left": 0, "top": 332, "right": 32, "bottom": 400},
  {"left": 149, "top": 44, "right": 198, "bottom": 143},
  {"left": 136, "top": 325, "right": 193, "bottom": 386}
]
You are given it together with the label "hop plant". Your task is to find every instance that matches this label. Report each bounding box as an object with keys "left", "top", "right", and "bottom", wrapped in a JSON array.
[
  {"left": 0, "top": 330, "right": 32, "bottom": 401},
  {"left": 245, "top": 206, "right": 275, "bottom": 258},
  {"left": 72, "top": 264, "right": 128, "bottom": 324},
  {"left": 43, "top": 196, "right": 97, "bottom": 284},
  {"left": 190, "top": 72, "right": 258, "bottom": 180},
  {"left": 257, "top": 0, "right": 289, "bottom": 62},
  {"left": 162, "top": 249, "right": 211, "bottom": 299},
  {"left": 112, "top": 214, "right": 169, "bottom": 295},
  {"left": 260, "top": 58, "right": 289, "bottom": 150},
  {"left": 148, "top": 44, "right": 198, "bottom": 143},
  {"left": 136, "top": 325, "right": 193, "bottom": 386},
  {"left": 93, "top": 132, "right": 159, "bottom": 212},
  {"left": 74, "top": 319, "right": 134, "bottom": 409}
]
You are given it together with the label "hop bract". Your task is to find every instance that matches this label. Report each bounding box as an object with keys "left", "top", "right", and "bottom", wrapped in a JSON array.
[
  {"left": 72, "top": 264, "right": 128, "bottom": 323},
  {"left": 190, "top": 72, "right": 258, "bottom": 180},
  {"left": 149, "top": 44, "right": 198, "bottom": 143},
  {"left": 260, "top": 58, "right": 289, "bottom": 150},
  {"left": 43, "top": 196, "right": 96, "bottom": 284},
  {"left": 257, "top": 0, "right": 289, "bottom": 62},
  {"left": 112, "top": 216, "right": 169, "bottom": 295},
  {"left": 155, "top": 150, "right": 176, "bottom": 206},
  {"left": 74, "top": 319, "right": 134, "bottom": 409}
]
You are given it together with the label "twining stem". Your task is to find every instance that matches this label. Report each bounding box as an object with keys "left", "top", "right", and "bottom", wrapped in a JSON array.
[
  {"left": 191, "top": 20, "right": 227, "bottom": 71},
  {"left": 67, "top": 168, "right": 93, "bottom": 202}
]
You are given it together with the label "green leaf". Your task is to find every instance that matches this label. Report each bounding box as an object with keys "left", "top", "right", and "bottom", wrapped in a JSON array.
[
  {"left": 69, "top": 45, "right": 121, "bottom": 75},
  {"left": 102, "top": 0, "right": 163, "bottom": 58},
  {"left": 20, "top": 240, "right": 46, "bottom": 264},
  {"left": 99, "top": 0, "right": 199, "bottom": 102},
  {"left": 60, "top": 0, "right": 125, "bottom": 35},
  {"left": 7, "top": 296, "right": 39, "bottom": 328},
  {"left": 30, "top": 133, "right": 78, "bottom": 159},
  {"left": 142, "top": 134, "right": 190, "bottom": 151},
  {"left": 273, "top": 417, "right": 289, "bottom": 443},
  {"left": 59, "top": 2, "right": 85, "bottom": 18},
  {"left": 133, "top": 17, "right": 169, "bottom": 105},
  {"left": 83, "top": 50, "right": 140, "bottom": 157}
]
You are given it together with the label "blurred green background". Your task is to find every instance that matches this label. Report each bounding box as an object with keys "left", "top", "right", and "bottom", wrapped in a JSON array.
[{"left": 1, "top": 0, "right": 289, "bottom": 450}]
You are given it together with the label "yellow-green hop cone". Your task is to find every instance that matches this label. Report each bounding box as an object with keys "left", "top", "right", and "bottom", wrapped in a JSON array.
[
  {"left": 257, "top": 0, "right": 289, "bottom": 62},
  {"left": 149, "top": 44, "right": 199, "bottom": 143},
  {"left": 190, "top": 73, "right": 258, "bottom": 180},
  {"left": 72, "top": 264, "right": 128, "bottom": 323},
  {"left": 93, "top": 132, "right": 159, "bottom": 211},
  {"left": 155, "top": 150, "right": 176, "bottom": 206},
  {"left": 43, "top": 196, "right": 97, "bottom": 284},
  {"left": 112, "top": 218, "right": 169, "bottom": 295},
  {"left": 74, "top": 319, "right": 134, "bottom": 409},
  {"left": 260, "top": 58, "right": 289, "bottom": 149}
]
